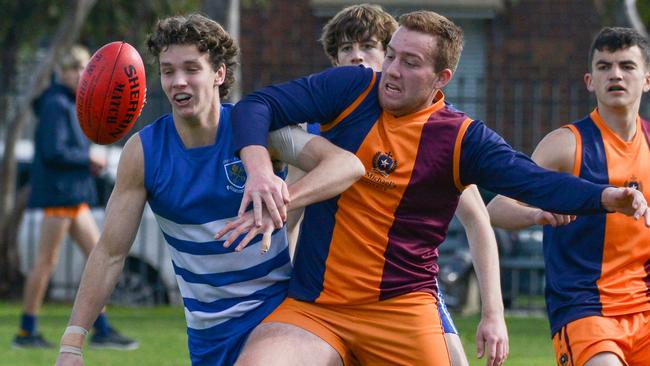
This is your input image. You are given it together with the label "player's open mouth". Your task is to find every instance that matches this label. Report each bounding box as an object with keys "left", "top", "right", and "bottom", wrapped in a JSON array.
[
  {"left": 174, "top": 93, "right": 192, "bottom": 104},
  {"left": 607, "top": 85, "right": 625, "bottom": 92},
  {"left": 385, "top": 83, "right": 401, "bottom": 94}
]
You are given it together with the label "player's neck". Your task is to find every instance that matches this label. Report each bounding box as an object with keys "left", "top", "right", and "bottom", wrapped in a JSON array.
[
  {"left": 596, "top": 103, "right": 639, "bottom": 142},
  {"left": 173, "top": 102, "right": 221, "bottom": 148}
]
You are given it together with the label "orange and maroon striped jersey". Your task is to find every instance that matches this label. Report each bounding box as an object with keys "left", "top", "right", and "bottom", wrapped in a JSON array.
[
  {"left": 234, "top": 66, "right": 611, "bottom": 305},
  {"left": 544, "top": 109, "right": 650, "bottom": 335}
]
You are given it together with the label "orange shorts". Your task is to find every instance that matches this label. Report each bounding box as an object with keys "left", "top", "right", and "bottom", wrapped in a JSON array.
[
  {"left": 552, "top": 311, "right": 650, "bottom": 366},
  {"left": 43, "top": 203, "right": 89, "bottom": 218},
  {"left": 263, "top": 292, "right": 450, "bottom": 365}
]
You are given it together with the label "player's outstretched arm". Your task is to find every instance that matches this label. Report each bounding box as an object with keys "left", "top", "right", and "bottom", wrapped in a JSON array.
[
  {"left": 218, "top": 126, "right": 364, "bottom": 251},
  {"left": 56, "top": 135, "right": 147, "bottom": 365},
  {"left": 487, "top": 195, "right": 575, "bottom": 230},
  {"left": 487, "top": 128, "right": 577, "bottom": 229},
  {"left": 455, "top": 186, "right": 508, "bottom": 366}
]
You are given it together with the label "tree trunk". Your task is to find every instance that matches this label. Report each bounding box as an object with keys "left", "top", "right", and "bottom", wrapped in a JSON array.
[
  {"left": 623, "top": 0, "right": 649, "bottom": 37},
  {"left": 0, "top": 0, "right": 98, "bottom": 298}
]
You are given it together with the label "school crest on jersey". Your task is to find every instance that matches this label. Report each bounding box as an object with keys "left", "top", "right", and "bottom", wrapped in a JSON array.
[
  {"left": 372, "top": 151, "right": 398, "bottom": 177},
  {"left": 224, "top": 159, "right": 246, "bottom": 192},
  {"left": 624, "top": 175, "right": 643, "bottom": 192}
]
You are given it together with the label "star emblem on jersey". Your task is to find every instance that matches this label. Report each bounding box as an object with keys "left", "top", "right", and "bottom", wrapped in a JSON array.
[
  {"left": 372, "top": 151, "right": 398, "bottom": 177},
  {"left": 624, "top": 175, "right": 643, "bottom": 192}
]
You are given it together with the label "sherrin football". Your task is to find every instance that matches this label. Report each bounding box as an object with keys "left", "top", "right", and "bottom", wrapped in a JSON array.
[{"left": 76, "top": 41, "right": 146, "bottom": 144}]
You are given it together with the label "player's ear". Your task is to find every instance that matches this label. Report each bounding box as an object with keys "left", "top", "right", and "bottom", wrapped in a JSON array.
[
  {"left": 584, "top": 73, "right": 594, "bottom": 92},
  {"left": 643, "top": 70, "right": 650, "bottom": 93},
  {"left": 214, "top": 63, "right": 226, "bottom": 87},
  {"left": 433, "top": 68, "right": 453, "bottom": 90}
]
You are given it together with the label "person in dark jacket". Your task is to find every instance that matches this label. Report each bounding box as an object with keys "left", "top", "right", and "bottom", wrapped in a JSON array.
[{"left": 13, "top": 45, "right": 137, "bottom": 350}]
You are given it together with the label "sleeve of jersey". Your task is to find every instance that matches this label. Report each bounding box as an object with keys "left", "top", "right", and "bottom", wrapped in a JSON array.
[
  {"left": 232, "top": 66, "right": 373, "bottom": 152},
  {"left": 459, "top": 121, "right": 607, "bottom": 215}
]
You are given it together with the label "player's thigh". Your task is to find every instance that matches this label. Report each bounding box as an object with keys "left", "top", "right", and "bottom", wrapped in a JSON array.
[
  {"left": 352, "top": 292, "right": 451, "bottom": 365},
  {"left": 584, "top": 352, "right": 625, "bottom": 366},
  {"left": 553, "top": 316, "right": 626, "bottom": 366},
  {"left": 446, "top": 333, "right": 469, "bottom": 366},
  {"left": 69, "top": 207, "right": 100, "bottom": 256},
  {"left": 235, "top": 322, "right": 342, "bottom": 366}
]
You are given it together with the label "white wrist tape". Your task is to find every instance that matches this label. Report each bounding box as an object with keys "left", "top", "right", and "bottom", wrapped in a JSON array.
[
  {"left": 64, "top": 325, "right": 89, "bottom": 336},
  {"left": 59, "top": 345, "right": 83, "bottom": 356}
]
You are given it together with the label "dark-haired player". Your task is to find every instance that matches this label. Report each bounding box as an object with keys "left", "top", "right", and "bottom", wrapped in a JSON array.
[{"left": 488, "top": 27, "right": 650, "bottom": 366}]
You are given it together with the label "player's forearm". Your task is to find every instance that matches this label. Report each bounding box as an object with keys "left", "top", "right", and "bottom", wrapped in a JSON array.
[
  {"left": 460, "top": 217, "right": 504, "bottom": 316},
  {"left": 62, "top": 243, "right": 127, "bottom": 347},
  {"left": 455, "top": 190, "right": 504, "bottom": 316},
  {"left": 288, "top": 149, "right": 364, "bottom": 210},
  {"left": 470, "top": 245, "right": 504, "bottom": 317},
  {"left": 240, "top": 145, "right": 276, "bottom": 177},
  {"left": 487, "top": 195, "right": 540, "bottom": 230}
]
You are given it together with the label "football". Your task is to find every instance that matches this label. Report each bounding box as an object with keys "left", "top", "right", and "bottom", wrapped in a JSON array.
[{"left": 76, "top": 41, "right": 146, "bottom": 144}]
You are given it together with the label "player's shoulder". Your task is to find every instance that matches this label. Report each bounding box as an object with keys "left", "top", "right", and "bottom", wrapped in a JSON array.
[
  {"left": 531, "top": 127, "right": 577, "bottom": 173},
  {"left": 114, "top": 133, "right": 145, "bottom": 185},
  {"left": 316, "top": 65, "right": 376, "bottom": 91}
]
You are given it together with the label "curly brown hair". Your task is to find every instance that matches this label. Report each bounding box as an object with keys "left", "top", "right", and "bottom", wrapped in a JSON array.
[
  {"left": 320, "top": 4, "right": 397, "bottom": 64},
  {"left": 398, "top": 11, "right": 464, "bottom": 73},
  {"left": 147, "top": 13, "right": 239, "bottom": 98}
]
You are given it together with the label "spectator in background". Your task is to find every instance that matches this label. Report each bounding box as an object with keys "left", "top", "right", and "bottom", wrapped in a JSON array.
[{"left": 13, "top": 45, "right": 138, "bottom": 350}]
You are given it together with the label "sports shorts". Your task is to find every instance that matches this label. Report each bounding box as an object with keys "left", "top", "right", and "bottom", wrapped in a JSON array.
[
  {"left": 263, "top": 291, "right": 451, "bottom": 365},
  {"left": 552, "top": 311, "right": 650, "bottom": 365},
  {"left": 43, "top": 203, "right": 89, "bottom": 218}
]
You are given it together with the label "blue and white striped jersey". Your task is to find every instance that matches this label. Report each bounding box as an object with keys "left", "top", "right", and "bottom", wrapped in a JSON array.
[{"left": 139, "top": 104, "right": 290, "bottom": 364}]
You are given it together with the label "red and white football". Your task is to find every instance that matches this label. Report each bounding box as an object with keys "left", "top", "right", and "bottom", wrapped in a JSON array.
[{"left": 76, "top": 41, "right": 146, "bottom": 145}]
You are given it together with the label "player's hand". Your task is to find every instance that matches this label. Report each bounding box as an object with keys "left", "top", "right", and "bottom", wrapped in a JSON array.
[
  {"left": 475, "top": 313, "right": 509, "bottom": 366},
  {"left": 89, "top": 150, "right": 107, "bottom": 176},
  {"left": 601, "top": 187, "right": 650, "bottom": 226},
  {"left": 239, "top": 146, "right": 290, "bottom": 229},
  {"left": 55, "top": 352, "right": 84, "bottom": 366},
  {"left": 533, "top": 210, "right": 575, "bottom": 227},
  {"left": 216, "top": 209, "right": 275, "bottom": 253}
]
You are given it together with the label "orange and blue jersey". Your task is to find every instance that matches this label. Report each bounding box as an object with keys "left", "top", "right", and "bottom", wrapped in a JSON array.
[
  {"left": 233, "top": 66, "right": 610, "bottom": 305},
  {"left": 544, "top": 109, "right": 650, "bottom": 335}
]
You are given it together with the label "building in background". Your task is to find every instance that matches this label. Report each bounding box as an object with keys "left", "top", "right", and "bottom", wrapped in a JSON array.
[{"left": 236, "top": 0, "right": 644, "bottom": 154}]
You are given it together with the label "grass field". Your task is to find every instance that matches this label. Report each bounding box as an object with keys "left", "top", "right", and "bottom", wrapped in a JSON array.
[{"left": 0, "top": 302, "right": 554, "bottom": 365}]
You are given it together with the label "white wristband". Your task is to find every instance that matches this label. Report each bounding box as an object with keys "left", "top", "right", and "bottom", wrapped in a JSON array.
[
  {"left": 60, "top": 345, "right": 83, "bottom": 356},
  {"left": 64, "top": 325, "right": 89, "bottom": 336}
]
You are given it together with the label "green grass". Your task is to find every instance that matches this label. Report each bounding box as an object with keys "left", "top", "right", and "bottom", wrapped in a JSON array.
[
  {"left": 0, "top": 302, "right": 554, "bottom": 365},
  {"left": 0, "top": 302, "right": 190, "bottom": 366},
  {"left": 455, "top": 313, "right": 555, "bottom": 366}
]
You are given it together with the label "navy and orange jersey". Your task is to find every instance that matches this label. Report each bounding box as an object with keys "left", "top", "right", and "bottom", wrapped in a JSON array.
[
  {"left": 544, "top": 109, "right": 650, "bottom": 335},
  {"left": 233, "top": 66, "right": 608, "bottom": 305}
]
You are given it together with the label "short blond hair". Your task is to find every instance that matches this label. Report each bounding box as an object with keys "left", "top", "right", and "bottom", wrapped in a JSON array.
[{"left": 58, "top": 45, "right": 90, "bottom": 71}]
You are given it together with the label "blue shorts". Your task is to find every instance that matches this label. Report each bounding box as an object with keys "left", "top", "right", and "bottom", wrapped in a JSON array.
[
  {"left": 186, "top": 290, "right": 287, "bottom": 365},
  {"left": 188, "top": 328, "right": 251, "bottom": 366},
  {"left": 437, "top": 288, "right": 458, "bottom": 334}
]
